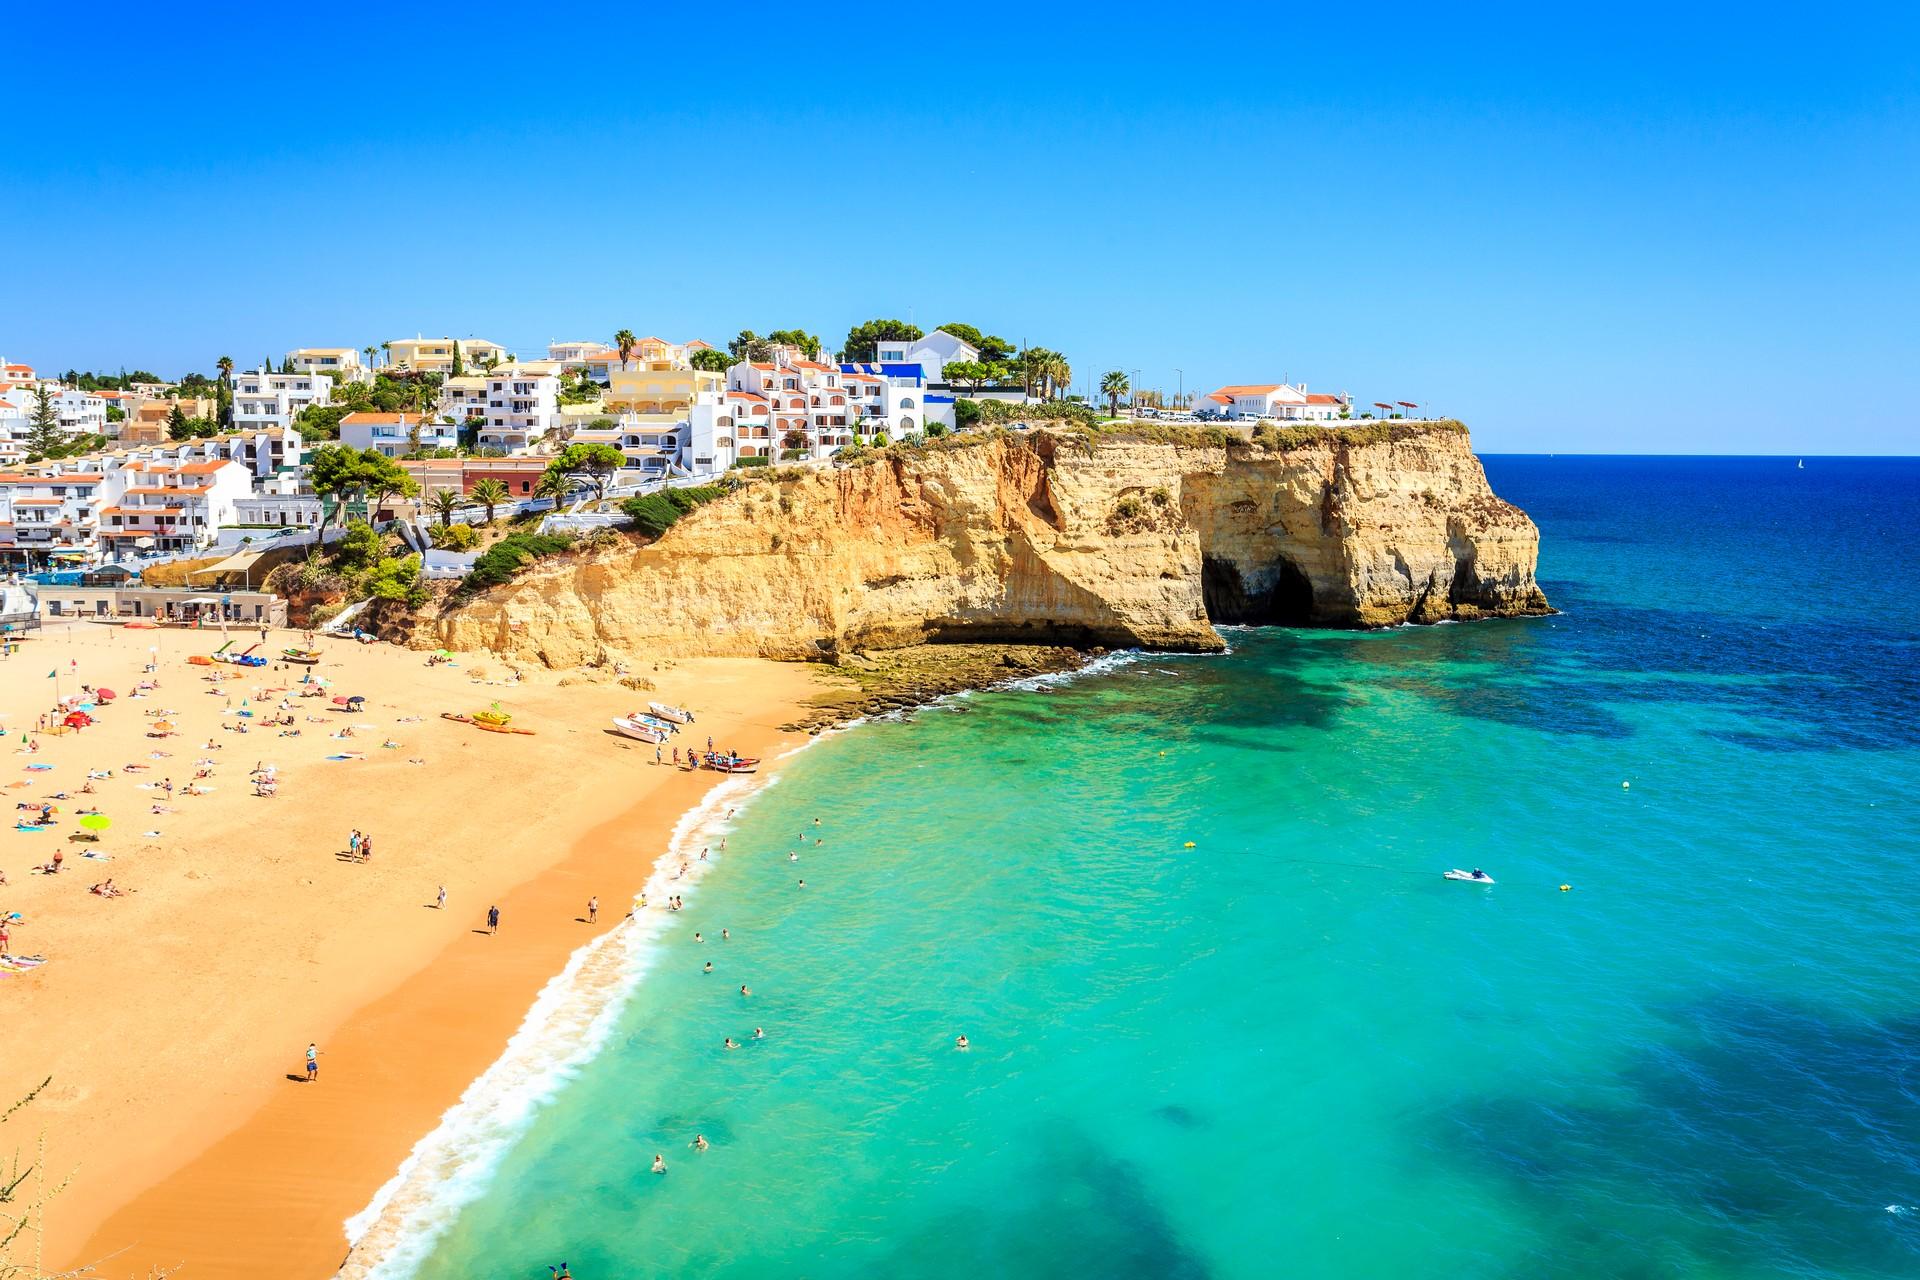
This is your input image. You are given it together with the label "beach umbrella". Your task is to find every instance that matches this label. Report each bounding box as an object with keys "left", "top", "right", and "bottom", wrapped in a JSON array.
[
  {"left": 78, "top": 814, "right": 111, "bottom": 832},
  {"left": 153, "top": 720, "right": 175, "bottom": 732},
  {"left": 96, "top": 689, "right": 117, "bottom": 701},
  {"left": 347, "top": 695, "right": 366, "bottom": 705},
  {"left": 332, "top": 696, "right": 351, "bottom": 706}
]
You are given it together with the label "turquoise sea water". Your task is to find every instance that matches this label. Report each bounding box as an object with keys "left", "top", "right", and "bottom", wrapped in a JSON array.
[{"left": 387, "top": 456, "right": 1920, "bottom": 1279}]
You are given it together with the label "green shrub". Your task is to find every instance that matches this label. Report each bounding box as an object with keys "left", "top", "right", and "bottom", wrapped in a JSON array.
[
  {"left": 732, "top": 455, "right": 771, "bottom": 469},
  {"left": 430, "top": 522, "right": 478, "bottom": 550},
  {"left": 462, "top": 532, "right": 574, "bottom": 592},
  {"left": 620, "top": 484, "right": 724, "bottom": 539},
  {"left": 952, "top": 399, "right": 980, "bottom": 430}
]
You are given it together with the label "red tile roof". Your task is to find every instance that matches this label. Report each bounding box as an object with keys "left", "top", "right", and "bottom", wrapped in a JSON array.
[{"left": 341, "top": 412, "right": 426, "bottom": 425}]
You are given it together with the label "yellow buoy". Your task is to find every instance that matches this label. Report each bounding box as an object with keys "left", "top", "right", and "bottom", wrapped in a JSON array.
[
  {"left": 1559, "top": 884, "right": 1571, "bottom": 892},
  {"left": 1622, "top": 781, "right": 1631, "bottom": 789},
  {"left": 1183, "top": 841, "right": 1196, "bottom": 848}
]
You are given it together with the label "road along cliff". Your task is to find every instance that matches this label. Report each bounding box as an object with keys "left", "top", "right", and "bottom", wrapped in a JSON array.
[{"left": 424, "top": 423, "right": 1550, "bottom": 668}]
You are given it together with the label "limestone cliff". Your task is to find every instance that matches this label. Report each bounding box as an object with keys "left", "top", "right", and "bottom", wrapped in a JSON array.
[{"left": 426, "top": 424, "right": 1549, "bottom": 667}]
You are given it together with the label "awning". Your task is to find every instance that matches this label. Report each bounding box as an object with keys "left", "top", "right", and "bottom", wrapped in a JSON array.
[
  {"left": 178, "top": 596, "right": 224, "bottom": 606},
  {"left": 187, "top": 550, "right": 266, "bottom": 581}
]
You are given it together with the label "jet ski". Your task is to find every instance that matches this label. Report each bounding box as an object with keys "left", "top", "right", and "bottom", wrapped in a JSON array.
[{"left": 1444, "top": 869, "right": 1495, "bottom": 884}]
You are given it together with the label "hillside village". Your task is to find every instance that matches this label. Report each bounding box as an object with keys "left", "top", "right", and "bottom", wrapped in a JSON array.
[{"left": 0, "top": 323, "right": 1420, "bottom": 589}]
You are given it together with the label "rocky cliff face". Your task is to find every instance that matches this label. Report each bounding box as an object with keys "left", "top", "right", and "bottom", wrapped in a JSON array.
[{"left": 427, "top": 425, "right": 1549, "bottom": 667}]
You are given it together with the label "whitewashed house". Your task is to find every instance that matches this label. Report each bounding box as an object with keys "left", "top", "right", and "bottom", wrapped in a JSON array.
[
  {"left": 232, "top": 366, "right": 331, "bottom": 431},
  {"left": 1193, "top": 383, "right": 1351, "bottom": 421},
  {"left": 339, "top": 411, "right": 458, "bottom": 458}
]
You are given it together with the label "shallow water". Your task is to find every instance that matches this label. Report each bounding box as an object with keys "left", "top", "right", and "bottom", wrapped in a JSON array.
[{"left": 385, "top": 456, "right": 1920, "bottom": 1279}]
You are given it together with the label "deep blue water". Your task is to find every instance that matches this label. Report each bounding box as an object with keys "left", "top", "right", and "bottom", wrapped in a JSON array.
[{"left": 366, "top": 455, "right": 1920, "bottom": 1280}]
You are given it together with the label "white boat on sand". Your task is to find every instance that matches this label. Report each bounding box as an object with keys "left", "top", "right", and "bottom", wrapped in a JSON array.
[
  {"left": 648, "top": 701, "right": 692, "bottom": 724},
  {"left": 612, "top": 716, "right": 669, "bottom": 744}
]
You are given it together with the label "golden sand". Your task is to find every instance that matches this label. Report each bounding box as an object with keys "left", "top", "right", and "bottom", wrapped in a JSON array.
[{"left": 0, "top": 620, "right": 816, "bottom": 1278}]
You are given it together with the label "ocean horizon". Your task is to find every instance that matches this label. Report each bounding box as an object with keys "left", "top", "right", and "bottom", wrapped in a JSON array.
[{"left": 351, "top": 454, "right": 1920, "bottom": 1279}]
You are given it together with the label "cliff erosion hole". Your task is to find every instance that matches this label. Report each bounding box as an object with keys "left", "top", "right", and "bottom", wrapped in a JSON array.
[{"left": 1201, "top": 555, "right": 1314, "bottom": 625}]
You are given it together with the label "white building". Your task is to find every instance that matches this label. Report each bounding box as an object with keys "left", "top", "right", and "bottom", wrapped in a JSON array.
[
  {"left": 834, "top": 360, "right": 957, "bottom": 435},
  {"left": 872, "top": 328, "right": 980, "bottom": 384},
  {"left": 286, "top": 347, "right": 369, "bottom": 383},
  {"left": 438, "top": 375, "right": 489, "bottom": 425},
  {"left": 232, "top": 366, "right": 332, "bottom": 431},
  {"left": 548, "top": 340, "right": 610, "bottom": 365},
  {"left": 95, "top": 459, "right": 254, "bottom": 560},
  {"left": 478, "top": 371, "right": 560, "bottom": 453},
  {"left": 687, "top": 388, "right": 775, "bottom": 473},
  {"left": 0, "top": 361, "right": 34, "bottom": 392},
  {"left": 1193, "top": 383, "right": 1351, "bottom": 421},
  {"left": 53, "top": 388, "right": 108, "bottom": 436},
  {"left": 339, "top": 411, "right": 459, "bottom": 458}
]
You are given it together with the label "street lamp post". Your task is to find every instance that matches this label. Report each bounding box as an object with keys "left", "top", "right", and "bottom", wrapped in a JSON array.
[{"left": 1173, "top": 368, "right": 1184, "bottom": 409}]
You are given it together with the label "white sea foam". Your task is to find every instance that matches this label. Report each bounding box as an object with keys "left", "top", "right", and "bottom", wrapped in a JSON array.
[
  {"left": 998, "top": 648, "right": 1147, "bottom": 691},
  {"left": 337, "top": 764, "right": 790, "bottom": 1278}
]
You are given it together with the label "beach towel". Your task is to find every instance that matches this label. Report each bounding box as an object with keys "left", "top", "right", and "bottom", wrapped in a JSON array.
[
  {"left": 325, "top": 754, "right": 365, "bottom": 761},
  {"left": 14, "top": 824, "right": 47, "bottom": 832},
  {"left": 79, "top": 851, "right": 111, "bottom": 860},
  {"left": 24, "top": 764, "right": 53, "bottom": 772},
  {"left": 0, "top": 955, "right": 49, "bottom": 973},
  {"left": 142, "top": 830, "right": 162, "bottom": 837}
]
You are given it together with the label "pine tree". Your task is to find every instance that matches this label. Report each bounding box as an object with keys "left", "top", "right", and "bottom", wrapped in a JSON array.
[
  {"left": 27, "top": 386, "right": 64, "bottom": 458},
  {"left": 451, "top": 340, "right": 463, "bottom": 378},
  {"left": 167, "top": 402, "right": 189, "bottom": 440}
]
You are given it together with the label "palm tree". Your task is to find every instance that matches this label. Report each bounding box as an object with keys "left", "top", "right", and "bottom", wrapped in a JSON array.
[
  {"left": 363, "top": 345, "right": 376, "bottom": 372},
  {"left": 380, "top": 341, "right": 392, "bottom": 370},
  {"left": 1100, "top": 370, "right": 1131, "bottom": 418},
  {"left": 427, "top": 488, "right": 461, "bottom": 528},
  {"left": 469, "top": 477, "right": 510, "bottom": 524},
  {"left": 533, "top": 468, "right": 574, "bottom": 506},
  {"left": 614, "top": 329, "right": 637, "bottom": 368}
]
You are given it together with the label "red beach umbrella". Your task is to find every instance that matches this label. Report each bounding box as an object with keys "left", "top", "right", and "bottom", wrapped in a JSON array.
[
  {"left": 332, "top": 696, "right": 351, "bottom": 706},
  {"left": 96, "top": 689, "right": 117, "bottom": 701}
]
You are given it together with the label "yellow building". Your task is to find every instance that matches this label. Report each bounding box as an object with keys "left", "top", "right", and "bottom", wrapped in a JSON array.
[
  {"left": 385, "top": 337, "right": 507, "bottom": 374},
  {"left": 590, "top": 339, "right": 720, "bottom": 416}
]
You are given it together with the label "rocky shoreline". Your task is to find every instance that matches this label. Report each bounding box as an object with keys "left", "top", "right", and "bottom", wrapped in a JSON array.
[{"left": 781, "top": 643, "right": 1104, "bottom": 733}]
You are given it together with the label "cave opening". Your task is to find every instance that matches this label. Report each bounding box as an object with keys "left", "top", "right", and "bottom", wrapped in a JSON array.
[{"left": 1201, "top": 555, "right": 1315, "bottom": 626}]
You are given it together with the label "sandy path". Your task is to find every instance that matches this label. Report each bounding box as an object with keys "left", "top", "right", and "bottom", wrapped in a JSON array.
[{"left": 0, "top": 621, "right": 818, "bottom": 1278}]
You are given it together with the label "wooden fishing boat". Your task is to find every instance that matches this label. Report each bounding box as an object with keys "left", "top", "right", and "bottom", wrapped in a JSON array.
[
  {"left": 699, "top": 752, "right": 759, "bottom": 774},
  {"left": 282, "top": 648, "right": 323, "bottom": 665}
]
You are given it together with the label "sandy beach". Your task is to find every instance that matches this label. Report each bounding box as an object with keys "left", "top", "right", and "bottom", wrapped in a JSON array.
[{"left": 0, "top": 620, "right": 818, "bottom": 1278}]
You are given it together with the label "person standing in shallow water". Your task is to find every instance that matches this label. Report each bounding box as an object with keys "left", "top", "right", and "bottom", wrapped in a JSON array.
[{"left": 588, "top": 895, "right": 598, "bottom": 923}]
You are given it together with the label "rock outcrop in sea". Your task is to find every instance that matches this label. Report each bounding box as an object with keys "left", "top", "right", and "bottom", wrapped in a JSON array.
[{"left": 426, "top": 423, "right": 1550, "bottom": 667}]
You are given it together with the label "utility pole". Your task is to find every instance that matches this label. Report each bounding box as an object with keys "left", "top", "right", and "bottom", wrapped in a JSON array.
[{"left": 1174, "top": 368, "right": 1184, "bottom": 407}]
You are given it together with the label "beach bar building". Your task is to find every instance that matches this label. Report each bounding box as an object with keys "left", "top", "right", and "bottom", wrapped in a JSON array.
[{"left": 34, "top": 584, "right": 286, "bottom": 625}]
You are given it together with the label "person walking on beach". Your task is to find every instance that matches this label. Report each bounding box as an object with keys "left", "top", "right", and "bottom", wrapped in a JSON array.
[
  {"left": 655, "top": 744, "right": 663, "bottom": 765},
  {"left": 349, "top": 829, "right": 361, "bottom": 859},
  {"left": 588, "top": 895, "right": 599, "bottom": 923},
  {"left": 487, "top": 905, "right": 500, "bottom": 934},
  {"left": 361, "top": 833, "right": 373, "bottom": 863},
  {"left": 436, "top": 885, "right": 447, "bottom": 910},
  {"left": 305, "top": 1043, "right": 321, "bottom": 1081}
]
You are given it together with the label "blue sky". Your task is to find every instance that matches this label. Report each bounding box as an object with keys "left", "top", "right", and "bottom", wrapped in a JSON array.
[{"left": 4, "top": 3, "right": 1915, "bottom": 453}]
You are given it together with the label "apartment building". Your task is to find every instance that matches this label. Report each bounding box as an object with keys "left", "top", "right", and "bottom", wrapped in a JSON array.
[
  {"left": 385, "top": 337, "right": 507, "bottom": 374},
  {"left": 339, "top": 411, "right": 458, "bottom": 459},
  {"left": 94, "top": 459, "right": 254, "bottom": 559},
  {"left": 232, "top": 366, "right": 332, "bottom": 430},
  {"left": 0, "top": 361, "right": 33, "bottom": 391},
  {"left": 477, "top": 371, "right": 560, "bottom": 453}
]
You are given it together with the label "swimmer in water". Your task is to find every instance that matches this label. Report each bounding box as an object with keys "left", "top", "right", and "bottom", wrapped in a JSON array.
[
  {"left": 956, "top": 1035, "right": 970, "bottom": 1051},
  {"left": 703, "top": 961, "right": 713, "bottom": 974},
  {"left": 692, "top": 1134, "right": 710, "bottom": 1152},
  {"left": 724, "top": 1037, "right": 739, "bottom": 1050},
  {"left": 694, "top": 931, "right": 703, "bottom": 943},
  {"left": 797, "top": 879, "right": 805, "bottom": 888},
  {"left": 721, "top": 928, "right": 730, "bottom": 940},
  {"left": 740, "top": 984, "right": 751, "bottom": 997},
  {"left": 652, "top": 1154, "right": 667, "bottom": 1174},
  {"left": 753, "top": 1026, "right": 765, "bottom": 1040},
  {"left": 788, "top": 851, "right": 798, "bottom": 862}
]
